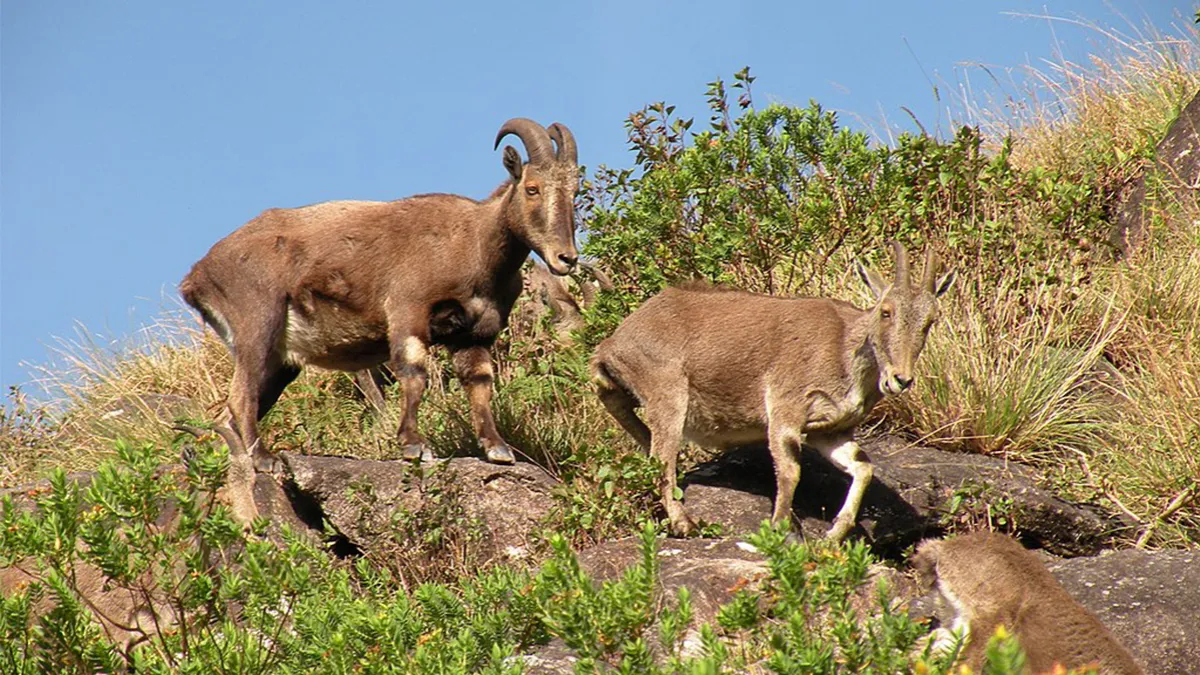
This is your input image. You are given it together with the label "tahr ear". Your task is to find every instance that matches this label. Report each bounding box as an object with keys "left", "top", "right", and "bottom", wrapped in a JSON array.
[
  {"left": 502, "top": 146, "right": 524, "bottom": 182},
  {"left": 856, "top": 260, "right": 889, "bottom": 300},
  {"left": 935, "top": 269, "right": 956, "bottom": 297}
]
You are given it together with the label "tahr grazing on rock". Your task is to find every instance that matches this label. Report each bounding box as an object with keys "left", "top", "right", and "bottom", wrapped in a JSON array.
[
  {"left": 591, "top": 242, "right": 954, "bottom": 540},
  {"left": 913, "top": 532, "right": 1144, "bottom": 674},
  {"left": 181, "top": 118, "right": 580, "bottom": 523}
]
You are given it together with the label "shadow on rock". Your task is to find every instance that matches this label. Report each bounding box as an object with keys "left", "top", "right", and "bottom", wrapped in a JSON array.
[
  {"left": 681, "top": 441, "right": 924, "bottom": 557},
  {"left": 280, "top": 453, "right": 559, "bottom": 567},
  {"left": 682, "top": 434, "right": 1126, "bottom": 558}
]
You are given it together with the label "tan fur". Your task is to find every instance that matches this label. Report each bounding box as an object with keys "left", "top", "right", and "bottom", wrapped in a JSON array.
[
  {"left": 913, "top": 533, "right": 1144, "bottom": 675},
  {"left": 591, "top": 243, "right": 953, "bottom": 540},
  {"left": 181, "top": 119, "right": 580, "bottom": 523}
]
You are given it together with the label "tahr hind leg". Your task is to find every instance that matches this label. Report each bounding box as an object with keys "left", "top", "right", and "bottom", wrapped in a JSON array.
[
  {"left": 390, "top": 331, "right": 433, "bottom": 463},
  {"left": 225, "top": 302, "right": 291, "bottom": 473},
  {"left": 643, "top": 380, "right": 693, "bottom": 536}
]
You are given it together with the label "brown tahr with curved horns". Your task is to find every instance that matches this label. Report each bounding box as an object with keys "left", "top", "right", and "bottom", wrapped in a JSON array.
[
  {"left": 591, "top": 242, "right": 954, "bottom": 540},
  {"left": 181, "top": 118, "right": 580, "bottom": 523}
]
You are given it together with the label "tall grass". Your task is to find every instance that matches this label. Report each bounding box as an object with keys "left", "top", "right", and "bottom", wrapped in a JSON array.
[
  {"left": 885, "top": 275, "right": 1124, "bottom": 464},
  {"left": 889, "top": 191, "right": 1200, "bottom": 546},
  {"left": 959, "top": 15, "right": 1199, "bottom": 170},
  {"left": 1081, "top": 213, "right": 1200, "bottom": 547},
  {"left": 2, "top": 308, "right": 231, "bottom": 484},
  {"left": 877, "top": 14, "right": 1200, "bottom": 546}
]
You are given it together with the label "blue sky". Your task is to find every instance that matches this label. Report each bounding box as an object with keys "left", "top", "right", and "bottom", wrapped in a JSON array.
[{"left": 1, "top": 1, "right": 1193, "bottom": 394}]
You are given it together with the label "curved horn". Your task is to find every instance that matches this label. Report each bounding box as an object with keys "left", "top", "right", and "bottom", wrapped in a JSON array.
[
  {"left": 891, "top": 240, "right": 910, "bottom": 286},
  {"left": 547, "top": 122, "right": 578, "bottom": 164},
  {"left": 922, "top": 248, "right": 942, "bottom": 293},
  {"left": 493, "top": 118, "right": 554, "bottom": 165}
]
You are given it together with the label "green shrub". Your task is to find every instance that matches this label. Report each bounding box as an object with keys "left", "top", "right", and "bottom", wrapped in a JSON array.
[
  {"left": 578, "top": 68, "right": 1120, "bottom": 348},
  {"left": 0, "top": 439, "right": 539, "bottom": 674},
  {"left": 5, "top": 441, "right": 1065, "bottom": 673}
]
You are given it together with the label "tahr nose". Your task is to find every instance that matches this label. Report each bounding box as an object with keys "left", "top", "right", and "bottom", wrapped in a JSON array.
[
  {"left": 894, "top": 375, "right": 913, "bottom": 391},
  {"left": 558, "top": 253, "right": 578, "bottom": 269}
]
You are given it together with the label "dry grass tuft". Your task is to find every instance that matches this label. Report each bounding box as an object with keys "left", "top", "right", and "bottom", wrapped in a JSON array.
[
  {"left": 888, "top": 13, "right": 1200, "bottom": 546},
  {"left": 1081, "top": 210, "right": 1200, "bottom": 547},
  {"left": 960, "top": 15, "right": 1199, "bottom": 171},
  {"left": 890, "top": 195, "right": 1200, "bottom": 546},
  {"left": 2, "top": 307, "right": 232, "bottom": 485},
  {"left": 885, "top": 275, "right": 1123, "bottom": 464}
]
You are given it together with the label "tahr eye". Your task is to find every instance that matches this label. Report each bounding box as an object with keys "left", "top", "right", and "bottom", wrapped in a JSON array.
[
  {"left": 881, "top": 308, "right": 892, "bottom": 319},
  {"left": 525, "top": 185, "right": 540, "bottom": 196}
]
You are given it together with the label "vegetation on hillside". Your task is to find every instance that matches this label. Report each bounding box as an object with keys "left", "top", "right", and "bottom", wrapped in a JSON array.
[
  {"left": 2, "top": 15, "right": 1198, "bottom": 672},
  {"left": 3, "top": 440, "right": 1035, "bottom": 674}
]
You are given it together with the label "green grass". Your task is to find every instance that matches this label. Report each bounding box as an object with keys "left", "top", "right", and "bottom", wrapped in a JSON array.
[{"left": 884, "top": 274, "right": 1123, "bottom": 463}]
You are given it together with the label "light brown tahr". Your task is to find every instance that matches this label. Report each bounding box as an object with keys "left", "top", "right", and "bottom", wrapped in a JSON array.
[
  {"left": 181, "top": 118, "right": 580, "bottom": 521},
  {"left": 591, "top": 242, "right": 954, "bottom": 540},
  {"left": 913, "top": 532, "right": 1144, "bottom": 675}
]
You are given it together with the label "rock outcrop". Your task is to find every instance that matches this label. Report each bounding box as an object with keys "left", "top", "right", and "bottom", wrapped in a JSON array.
[
  {"left": 1110, "top": 88, "right": 1200, "bottom": 253},
  {"left": 683, "top": 435, "right": 1121, "bottom": 556},
  {"left": 577, "top": 537, "right": 768, "bottom": 625},
  {"left": 1047, "top": 548, "right": 1200, "bottom": 675},
  {"left": 280, "top": 453, "right": 558, "bottom": 564}
]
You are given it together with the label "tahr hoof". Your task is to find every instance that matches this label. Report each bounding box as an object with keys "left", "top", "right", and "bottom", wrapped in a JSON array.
[
  {"left": 826, "top": 517, "right": 855, "bottom": 543},
  {"left": 401, "top": 443, "right": 434, "bottom": 462},
  {"left": 484, "top": 444, "right": 516, "bottom": 465}
]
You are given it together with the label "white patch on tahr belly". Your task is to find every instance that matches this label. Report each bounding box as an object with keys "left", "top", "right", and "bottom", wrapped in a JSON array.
[
  {"left": 283, "top": 307, "right": 322, "bottom": 365},
  {"left": 280, "top": 306, "right": 388, "bottom": 370}
]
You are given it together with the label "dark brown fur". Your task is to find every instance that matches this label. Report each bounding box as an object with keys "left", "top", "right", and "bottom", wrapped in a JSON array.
[
  {"left": 591, "top": 243, "right": 954, "bottom": 539},
  {"left": 181, "top": 119, "right": 580, "bottom": 523}
]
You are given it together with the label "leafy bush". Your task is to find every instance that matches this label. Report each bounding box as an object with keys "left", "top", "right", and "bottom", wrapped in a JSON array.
[
  {"left": 1, "top": 439, "right": 541, "bottom": 673},
  {"left": 4, "top": 441, "right": 1063, "bottom": 673},
  {"left": 1, "top": 438, "right": 243, "bottom": 672},
  {"left": 578, "top": 68, "right": 1124, "bottom": 347}
]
